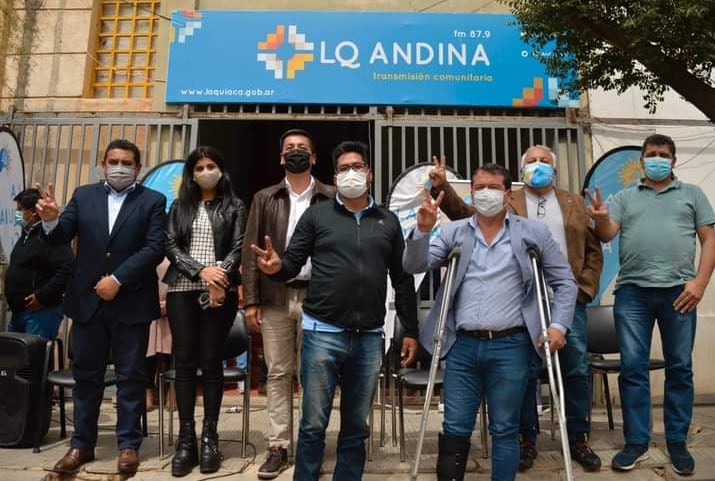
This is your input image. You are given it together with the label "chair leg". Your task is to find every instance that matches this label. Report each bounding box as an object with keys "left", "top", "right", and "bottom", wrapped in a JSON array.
[
  {"left": 602, "top": 373, "right": 614, "bottom": 430},
  {"left": 550, "top": 387, "right": 555, "bottom": 441},
  {"left": 391, "top": 374, "right": 398, "bottom": 447},
  {"left": 241, "top": 374, "right": 250, "bottom": 459},
  {"left": 380, "top": 372, "right": 386, "bottom": 447},
  {"left": 59, "top": 387, "right": 67, "bottom": 439},
  {"left": 142, "top": 410, "right": 148, "bottom": 437},
  {"left": 398, "top": 379, "right": 406, "bottom": 463},
  {"left": 158, "top": 373, "right": 165, "bottom": 459},
  {"left": 479, "top": 396, "right": 489, "bottom": 459}
]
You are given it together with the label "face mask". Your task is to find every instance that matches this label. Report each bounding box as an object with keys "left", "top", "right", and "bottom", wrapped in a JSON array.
[
  {"left": 521, "top": 162, "right": 554, "bottom": 188},
  {"left": 105, "top": 164, "right": 137, "bottom": 191},
  {"left": 15, "top": 210, "right": 27, "bottom": 228},
  {"left": 194, "top": 168, "right": 223, "bottom": 190},
  {"left": 472, "top": 188, "right": 505, "bottom": 217},
  {"left": 643, "top": 156, "right": 672, "bottom": 181},
  {"left": 336, "top": 169, "right": 369, "bottom": 198},
  {"left": 283, "top": 149, "right": 311, "bottom": 174}
]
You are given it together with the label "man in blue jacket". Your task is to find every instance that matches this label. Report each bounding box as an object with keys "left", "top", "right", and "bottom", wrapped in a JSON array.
[
  {"left": 36, "top": 139, "right": 166, "bottom": 475},
  {"left": 403, "top": 163, "right": 577, "bottom": 481}
]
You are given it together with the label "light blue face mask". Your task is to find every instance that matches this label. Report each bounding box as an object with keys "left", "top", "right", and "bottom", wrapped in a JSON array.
[
  {"left": 15, "top": 210, "right": 27, "bottom": 228},
  {"left": 521, "top": 162, "right": 554, "bottom": 188},
  {"left": 643, "top": 156, "right": 672, "bottom": 181}
]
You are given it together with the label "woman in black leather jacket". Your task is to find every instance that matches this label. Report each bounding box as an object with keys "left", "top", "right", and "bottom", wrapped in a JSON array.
[{"left": 164, "top": 146, "right": 247, "bottom": 477}]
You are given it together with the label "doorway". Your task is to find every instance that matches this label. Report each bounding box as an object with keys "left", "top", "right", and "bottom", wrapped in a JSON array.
[{"left": 197, "top": 119, "right": 371, "bottom": 204}]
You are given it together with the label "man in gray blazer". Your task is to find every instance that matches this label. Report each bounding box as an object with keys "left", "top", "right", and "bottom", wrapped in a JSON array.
[{"left": 402, "top": 163, "right": 577, "bottom": 481}]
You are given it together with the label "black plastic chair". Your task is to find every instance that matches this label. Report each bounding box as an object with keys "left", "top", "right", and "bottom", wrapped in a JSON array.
[
  {"left": 586, "top": 305, "right": 666, "bottom": 430},
  {"left": 158, "top": 309, "right": 251, "bottom": 458}
]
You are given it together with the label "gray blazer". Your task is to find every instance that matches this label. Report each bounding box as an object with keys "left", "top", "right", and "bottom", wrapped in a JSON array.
[{"left": 402, "top": 214, "right": 577, "bottom": 359}]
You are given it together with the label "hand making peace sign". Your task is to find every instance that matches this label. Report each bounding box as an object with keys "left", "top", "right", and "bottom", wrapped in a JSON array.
[
  {"left": 250, "top": 235, "right": 283, "bottom": 275},
  {"left": 416, "top": 187, "right": 445, "bottom": 234},
  {"left": 34, "top": 182, "right": 60, "bottom": 222}
]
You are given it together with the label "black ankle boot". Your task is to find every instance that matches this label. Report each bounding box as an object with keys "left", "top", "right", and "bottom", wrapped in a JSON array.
[
  {"left": 172, "top": 421, "right": 198, "bottom": 477},
  {"left": 199, "top": 420, "right": 222, "bottom": 473},
  {"left": 437, "top": 433, "right": 471, "bottom": 481}
]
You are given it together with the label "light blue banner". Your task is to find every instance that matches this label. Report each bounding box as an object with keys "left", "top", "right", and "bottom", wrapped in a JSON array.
[
  {"left": 166, "top": 10, "right": 578, "bottom": 108},
  {"left": 141, "top": 160, "right": 184, "bottom": 212},
  {"left": 583, "top": 146, "right": 643, "bottom": 305}
]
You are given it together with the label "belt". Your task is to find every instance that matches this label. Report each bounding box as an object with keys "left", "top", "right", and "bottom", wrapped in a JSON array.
[
  {"left": 285, "top": 279, "right": 309, "bottom": 289},
  {"left": 460, "top": 326, "right": 527, "bottom": 340}
]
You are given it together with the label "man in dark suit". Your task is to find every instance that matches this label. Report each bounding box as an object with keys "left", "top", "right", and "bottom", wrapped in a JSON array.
[{"left": 36, "top": 139, "right": 166, "bottom": 475}]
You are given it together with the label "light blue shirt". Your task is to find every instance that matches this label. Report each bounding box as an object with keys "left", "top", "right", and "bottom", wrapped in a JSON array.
[
  {"left": 301, "top": 194, "right": 383, "bottom": 334},
  {"left": 453, "top": 216, "right": 525, "bottom": 331}
]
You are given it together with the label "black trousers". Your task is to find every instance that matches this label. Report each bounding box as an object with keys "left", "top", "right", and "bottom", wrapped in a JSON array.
[{"left": 167, "top": 290, "right": 237, "bottom": 424}]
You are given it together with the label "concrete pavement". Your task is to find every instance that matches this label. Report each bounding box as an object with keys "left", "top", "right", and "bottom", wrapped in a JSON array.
[{"left": 1, "top": 390, "right": 714, "bottom": 480}]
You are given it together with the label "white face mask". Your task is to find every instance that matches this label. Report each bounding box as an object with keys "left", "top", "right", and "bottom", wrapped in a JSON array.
[
  {"left": 472, "top": 188, "right": 505, "bottom": 217},
  {"left": 194, "top": 168, "right": 223, "bottom": 191},
  {"left": 336, "top": 169, "right": 368, "bottom": 198},
  {"left": 105, "top": 164, "right": 137, "bottom": 191}
]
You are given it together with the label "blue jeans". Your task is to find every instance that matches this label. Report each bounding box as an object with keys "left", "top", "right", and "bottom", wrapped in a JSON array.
[
  {"left": 8, "top": 305, "right": 64, "bottom": 340},
  {"left": 293, "top": 330, "right": 382, "bottom": 481},
  {"left": 520, "top": 302, "right": 592, "bottom": 442},
  {"left": 443, "top": 330, "right": 531, "bottom": 481},
  {"left": 614, "top": 284, "right": 696, "bottom": 444}
]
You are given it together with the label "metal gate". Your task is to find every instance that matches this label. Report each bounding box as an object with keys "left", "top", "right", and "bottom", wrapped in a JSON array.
[
  {"left": 373, "top": 118, "right": 586, "bottom": 204},
  {"left": 5, "top": 116, "right": 198, "bottom": 205}
]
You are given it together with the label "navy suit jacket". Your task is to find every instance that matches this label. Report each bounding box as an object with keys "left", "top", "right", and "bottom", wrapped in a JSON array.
[{"left": 44, "top": 182, "right": 167, "bottom": 324}]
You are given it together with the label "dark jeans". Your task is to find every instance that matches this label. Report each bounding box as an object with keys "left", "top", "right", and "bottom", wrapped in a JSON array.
[
  {"left": 167, "top": 290, "right": 237, "bottom": 424},
  {"left": 293, "top": 330, "right": 382, "bottom": 481},
  {"left": 520, "top": 302, "right": 592, "bottom": 442},
  {"left": 70, "top": 305, "right": 150, "bottom": 450},
  {"left": 8, "top": 305, "right": 64, "bottom": 340},
  {"left": 614, "top": 284, "right": 696, "bottom": 444},
  {"left": 443, "top": 330, "right": 531, "bottom": 481}
]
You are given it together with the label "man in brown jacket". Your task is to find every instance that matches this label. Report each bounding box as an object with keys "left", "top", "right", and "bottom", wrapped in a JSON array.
[
  {"left": 430, "top": 145, "right": 603, "bottom": 472},
  {"left": 241, "top": 129, "right": 335, "bottom": 479}
]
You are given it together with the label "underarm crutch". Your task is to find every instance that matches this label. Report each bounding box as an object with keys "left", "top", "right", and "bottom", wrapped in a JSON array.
[
  {"left": 410, "top": 247, "right": 461, "bottom": 481},
  {"left": 527, "top": 247, "right": 575, "bottom": 481}
]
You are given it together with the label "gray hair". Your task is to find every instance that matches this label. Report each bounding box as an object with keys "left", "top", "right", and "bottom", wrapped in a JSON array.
[{"left": 520, "top": 145, "right": 557, "bottom": 165}]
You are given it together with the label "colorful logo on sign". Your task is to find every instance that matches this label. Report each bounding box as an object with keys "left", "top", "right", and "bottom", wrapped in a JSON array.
[{"left": 257, "top": 25, "right": 314, "bottom": 79}]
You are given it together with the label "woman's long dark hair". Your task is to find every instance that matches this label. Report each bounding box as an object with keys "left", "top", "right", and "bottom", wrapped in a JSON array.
[{"left": 173, "top": 145, "right": 236, "bottom": 243}]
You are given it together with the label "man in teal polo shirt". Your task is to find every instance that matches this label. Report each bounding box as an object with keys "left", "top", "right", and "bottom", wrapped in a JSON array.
[{"left": 586, "top": 133, "right": 715, "bottom": 476}]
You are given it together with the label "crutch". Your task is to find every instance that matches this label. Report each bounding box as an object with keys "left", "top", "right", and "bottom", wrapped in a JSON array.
[
  {"left": 410, "top": 247, "right": 461, "bottom": 481},
  {"left": 527, "top": 247, "right": 575, "bottom": 481}
]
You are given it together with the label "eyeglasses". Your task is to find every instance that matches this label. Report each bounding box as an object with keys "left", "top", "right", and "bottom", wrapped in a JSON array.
[
  {"left": 537, "top": 197, "right": 546, "bottom": 218},
  {"left": 336, "top": 162, "right": 367, "bottom": 174}
]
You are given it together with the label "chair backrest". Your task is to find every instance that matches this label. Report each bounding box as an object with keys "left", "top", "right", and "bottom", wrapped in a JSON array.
[
  {"left": 222, "top": 309, "right": 250, "bottom": 360},
  {"left": 586, "top": 305, "right": 620, "bottom": 355},
  {"left": 392, "top": 312, "right": 433, "bottom": 370}
]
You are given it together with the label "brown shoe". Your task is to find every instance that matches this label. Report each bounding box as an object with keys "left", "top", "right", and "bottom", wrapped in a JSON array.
[
  {"left": 51, "top": 447, "right": 95, "bottom": 474},
  {"left": 117, "top": 448, "right": 140, "bottom": 474}
]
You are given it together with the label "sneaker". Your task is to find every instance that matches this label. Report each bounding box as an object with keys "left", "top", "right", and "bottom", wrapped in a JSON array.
[
  {"left": 611, "top": 443, "right": 649, "bottom": 471},
  {"left": 570, "top": 437, "right": 601, "bottom": 472},
  {"left": 518, "top": 436, "right": 538, "bottom": 472},
  {"left": 257, "top": 446, "right": 288, "bottom": 479},
  {"left": 667, "top": 441, "right": 695, "bottom": 475}
]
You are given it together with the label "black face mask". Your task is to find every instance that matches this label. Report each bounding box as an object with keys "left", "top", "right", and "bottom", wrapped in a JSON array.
[{"left": 283, "top": 149, "right": 311, "bottom": 174}]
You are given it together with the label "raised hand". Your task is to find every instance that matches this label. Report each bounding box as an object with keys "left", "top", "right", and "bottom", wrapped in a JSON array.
[
  {"left": 199, "top": 266, "right": 229, "bottom": 288},
  {"left": 250, "top": 235, "right": 282, "bottom": 275},
  {"left": 584, "top": 186, "right": 608, "bottom": 219},
  {"left": 428, "top": 154, "right": 448, "bottom": 189},
  {"left": 416, "top": 187, "right": 445, "bottom": 234},
  {"left": 34, "top": 183, "right": 59, "bottom": 222}
]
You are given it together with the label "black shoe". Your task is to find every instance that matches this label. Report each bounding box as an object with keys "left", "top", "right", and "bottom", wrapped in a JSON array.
[
  {"left": 667, "top": 441, "right": 695, "bottom": 475},
  {"left": 518, "top": 435, "right": 538, "bottom": 472},
  {"left": 172, "top": 422, "right": 198, "bottom": 477},
  {"left": 257, "top": 446, "right": 289, "bottom": 479},
  {"left": 570, "top": 434, "right": 601, "bottom": 472},
  {"left": 612, "top": 443, "right": 649, "bottom": 471},
  {"left": 199, "top": 421, "right": 223, "bottom": 474}
]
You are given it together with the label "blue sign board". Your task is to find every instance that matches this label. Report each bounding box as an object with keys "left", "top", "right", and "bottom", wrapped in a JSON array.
[
  {"left": 583, "top": 146, "right": 643, "bottom": 305},
  {"left": 166, "top": 11, "right": 578, "bottom": 108}
]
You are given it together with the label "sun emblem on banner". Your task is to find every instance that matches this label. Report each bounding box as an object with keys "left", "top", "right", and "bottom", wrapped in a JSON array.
[{"left": 257, "top": 25, "right": 314, "bottom": 79}]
